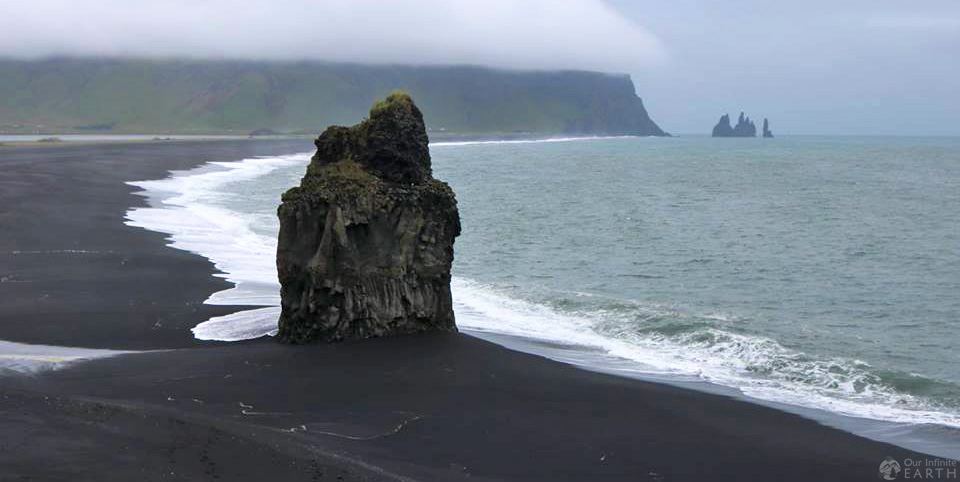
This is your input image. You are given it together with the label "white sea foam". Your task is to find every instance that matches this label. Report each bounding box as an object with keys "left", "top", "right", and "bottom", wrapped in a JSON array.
[
  {"left": 126, "top": 154, "right": 308, "bottom": 309},
  {"left": 430, "top": 135, "right": 638, "bottom": 147},
  {"left": 452, "top": 278, "right": 960, "bottom": 428},
  {"left": 123, "top": 148, "right": 960, "bottom": 430},
  {"left": 125, "top": 153, "right": 310, "bottom": 340},
  {"left": 191, "top": 307, "right": 281, "bottom": 341}
]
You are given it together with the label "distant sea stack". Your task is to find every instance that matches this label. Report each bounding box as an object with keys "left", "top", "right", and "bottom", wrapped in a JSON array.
[
  {"left": 276, "top": 92, "right": 461, "bottom": 343},
  {"left": 712, "top": 114, "right": 734, "bottom": 137},
  {"left": 712, "top": 112, "right": 757, "bottom": 137},
  {"left": 763, "top": 118, "right": 774, "bottom": 138}
]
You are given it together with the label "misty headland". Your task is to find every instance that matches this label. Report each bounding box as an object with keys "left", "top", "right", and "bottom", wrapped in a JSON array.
[{"left": 0, "top": 58, "right": 667, "bottom": 137}]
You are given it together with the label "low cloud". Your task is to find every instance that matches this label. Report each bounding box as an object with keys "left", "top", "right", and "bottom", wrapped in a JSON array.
[{"left": 0, "top": 0, "right": 667, "bottom": 72}]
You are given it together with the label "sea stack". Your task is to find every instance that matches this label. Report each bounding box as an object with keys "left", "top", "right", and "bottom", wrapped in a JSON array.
[
  {"left": 712, "top": 112, "right": 757, "bottom": 137},
  {"left": 276, "top": 92, "right": 461, "bottom": 343},
  {"left": 763, "top": 118, "right": 774, "bottom": 138},
  {"left": 712, "top": 114, "right": 735, "bottom": 137}
]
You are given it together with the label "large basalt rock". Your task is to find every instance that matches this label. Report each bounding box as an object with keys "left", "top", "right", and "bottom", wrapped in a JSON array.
[{"left": 276, "top": 92, "right": 461, "bottom": 344}]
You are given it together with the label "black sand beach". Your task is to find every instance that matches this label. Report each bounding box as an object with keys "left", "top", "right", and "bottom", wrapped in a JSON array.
[{"left": 0, "top": 141, "right": 945, "bottom": 481}]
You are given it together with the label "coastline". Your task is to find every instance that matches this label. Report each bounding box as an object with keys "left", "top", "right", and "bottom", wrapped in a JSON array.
[
  {"left": 0, "top": 132, "right": 652, "bottom": 149},
  {"left": 0, "top": 135, "right": 308, "bottom": 148},
  {"left": 0, "top": 140, "right": 952, "bottom": 481},
  {"left": 124, "top": 134, "right": 960, "bottom": 449},
  {"left": 0, "top": 139, "right": 308, "bottom": 348}
]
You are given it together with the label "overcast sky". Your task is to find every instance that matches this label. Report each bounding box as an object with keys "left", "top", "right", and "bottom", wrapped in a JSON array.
[
  {"left": 1, "top": 0, "right": 957, "bottom": 135},
  {"left": 608, "top": 0, "right": 960, "bottom": 135}
]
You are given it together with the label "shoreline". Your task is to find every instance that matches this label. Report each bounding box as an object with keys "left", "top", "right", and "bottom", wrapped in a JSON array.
[
  {"left": 5, "top": 332, "right": 949, "bottom": 482},
  {"left": 469, "top": 330, "right": 960, "bottom": 460},
  {"left": 120, "top": 135, "right": 960, "bottom": 456},
  {"left": 0, "top": 135, "right": 309, "bottom": 148},
  {"left": 0, "top": 132, "right": 652, "bottom": 149},
  {"left": 0, "top": 140, "right": 954, "bottom": 480},
  {"left": 0, "top": 139, "right": 309, "bottom": 349}
]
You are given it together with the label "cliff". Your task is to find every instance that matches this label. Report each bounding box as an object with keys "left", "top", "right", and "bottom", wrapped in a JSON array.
[
  {"left": 712, "top": 112, "right": 757, "bottom": 137},
  {"left": 275, "top": 92, "right": 460, "bottom": 343},
  {"left": 0, "top": 58, "right": 668, "bottom": 136},
  {"left": 763, "top": 118, "right": 774, "bottom": 138}
]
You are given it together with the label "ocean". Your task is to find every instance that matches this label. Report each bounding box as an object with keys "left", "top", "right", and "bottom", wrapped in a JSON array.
[{"left": 125, "top": 135, "right": 960, "bottom": 453}]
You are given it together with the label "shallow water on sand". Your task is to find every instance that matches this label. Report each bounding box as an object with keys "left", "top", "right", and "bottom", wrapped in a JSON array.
[
  {"left": 0, "top": 340, "right": 130, "bottom": 374},
  {"left": 125, "top": 135, "right": 960, "bottom": 434}
]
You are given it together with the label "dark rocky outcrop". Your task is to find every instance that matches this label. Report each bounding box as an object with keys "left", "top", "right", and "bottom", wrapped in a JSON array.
[
  {"left": 276, "top": 92, "right": 461, "bottom": 344},
  {"left": 763, "top": 118, "right": 774, "bottom": 138},
  {"left": 712, "top": 112, "right": 757, "bottom": 137},
  {"left": 712, "top": 114, "right": 735, "bottom": 137},
  {"left": 733, "top": 113, "right": 757, "bottom": 137}
]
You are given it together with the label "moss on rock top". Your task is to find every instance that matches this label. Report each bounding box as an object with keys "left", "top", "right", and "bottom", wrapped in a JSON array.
[{"left": 304, "top": 91, "right": 432, "bottom": 186}]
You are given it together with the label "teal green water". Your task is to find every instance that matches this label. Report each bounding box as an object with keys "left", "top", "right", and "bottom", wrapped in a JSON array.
[{"left": 430, "top": 136, "right": 960, "bottom": 424}]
